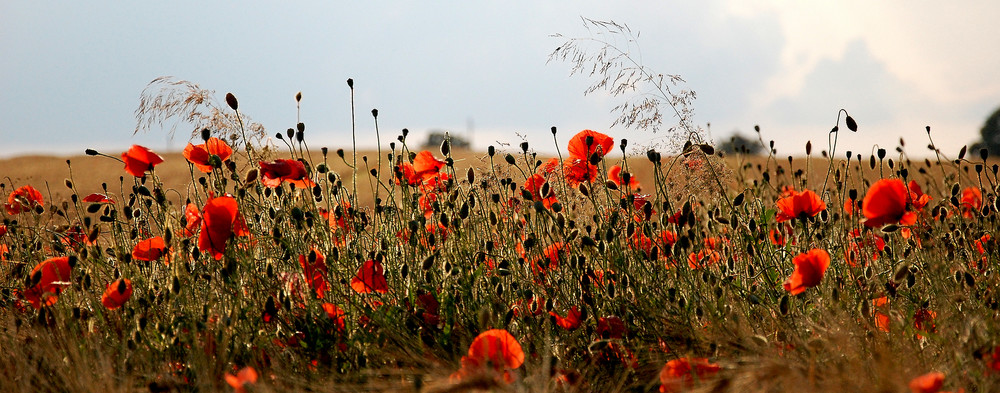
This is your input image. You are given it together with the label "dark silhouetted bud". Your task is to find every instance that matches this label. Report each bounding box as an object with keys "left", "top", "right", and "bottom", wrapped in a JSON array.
[
  {"left": 225, "top": 93, "right": 238, "bottom": 111},
  {"left": 488, "top": 146, "right": 495, "bottom": 157},
  {"left": 371, "top": 108, "right": 378, "bottom": 118},
  {"left": 505, "top": 154, "right": 515, "bottom": 165},
  {"left": 201, "top": 128, "right": 211, "bottom": 141},
  {"left": 845, "top": 115, "right": 858, "bottom": 132},
  {"left": 441, "top": 139, "right": 451, "bottom": 156},
  {"left": 959, "top": 145, "right": 967, "bottom": 160},
  {"left": 347, "top": 78, "right": 354, "bottom": 88},
  {"left": 551, "top": 126, "right": 557, "bottom": 135},
  {"left": 85, "top": 149, "right": 99, "bottom": 156}
]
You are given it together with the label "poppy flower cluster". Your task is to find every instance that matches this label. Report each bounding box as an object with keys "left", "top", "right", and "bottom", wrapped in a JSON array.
[{"left": 451, "top": 329, "right": 525, "bottom": 383}]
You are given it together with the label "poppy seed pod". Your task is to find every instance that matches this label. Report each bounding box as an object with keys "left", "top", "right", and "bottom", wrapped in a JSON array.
[
  {"left": 225, "top": 93, "right": 238, "bottom": 111},
  {"left": 845, "top": 115, "right": 858, "bottom": 132},
  {"left": 347, "top": 78, "right": 354, "bottom": 88}
]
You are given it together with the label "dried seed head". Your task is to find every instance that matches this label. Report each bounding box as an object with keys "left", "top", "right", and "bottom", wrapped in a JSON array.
[{"left": 225, "top": 93, "right": 238, "bottom": 111}]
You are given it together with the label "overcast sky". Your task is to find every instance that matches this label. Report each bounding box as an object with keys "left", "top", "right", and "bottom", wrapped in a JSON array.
[{"left": 2, "top": 1, "right": 999, "bottom": 159}]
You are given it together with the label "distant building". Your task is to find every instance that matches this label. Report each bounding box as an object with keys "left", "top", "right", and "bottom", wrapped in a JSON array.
[{"left": 424, "top": 130, "right": 471, "bottom": 149}]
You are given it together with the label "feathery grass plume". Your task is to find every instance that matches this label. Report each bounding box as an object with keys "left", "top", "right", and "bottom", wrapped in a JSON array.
[{"left": 133, "top": 76, "right": 270, "bottom": 158}]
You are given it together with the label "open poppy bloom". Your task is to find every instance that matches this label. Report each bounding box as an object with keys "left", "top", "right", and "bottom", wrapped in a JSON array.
[
  {"left": 907, "top": 180, "right": 931, "bottom": 210},
  {"left": 300, "top": 249, "right": 329, "bottom": 299},
  {"left": 224, "top": 366, "right": 258, "bottom": 393},
  {"left": 412, "top": 150, "right": 446, "bottom": 181},
  {"left": 183, "top": 137, "right": 233, "bottom": 173},
  {"left": 608, "top": 165, "right": 639, "bottom": 190},
  {"left": 101, "top": 278, "right": 133, "bottom": 309},
  {"left": 198, "top": 196, "right": 240, "bottom": 260},
  {"left": 550, "top": 306, "right": 583, "bottom": 330},
  {"left": 523, "top": 173, "right": 559, "bottom": 209},
  {"left": 122, "top": 145, "right": 164, "bottom": 177},
  {"left": 783, "top": 249, "right": 830, "bottom": 295},
  {"left": 914, "top": 308, "right": 937, "bottom": 339},
  {"left": 960, "top": 187, "right": 982, "bottom": 218},
  {"left": 775, "top": 189, "right": 826, "bottom": 222},
  {"left": 908, "top": 371, "right": 944, "bottom": 393},
  {"left": 539, "top": 157, "right": 560, "bottom": 175},
  {"left": 687, "top": 249, "right": 721, "bottom": 269},
  {"left": 132, "top": 236, "right": 168, "bottom": 262},
  {"left": 862, "top": 179, "right": 917, "bottom": 227},
  {"left": 22, "top": 256, "right": 74, "bottom": 309},
  {"left": 5, "top": 185, "right": 44, "bottom": 215},
  {"left": 597, "top": 316, "right": 626, "bottom": 339},
  {"left": 81, "top": 193, "right": 114, "bottom": 204},
  {"left": 322, "top": 303, "right": 346, "bottom": 332},
  {"left": 451, "top": 329, "right": 525, "bottom": 383},
  {"left": 351, "top": 259, "right": 388, "bottom": 294},
  {"left": 563, "top": 158, "right": 598, "bottom": 187},
  {"left": 259, "top": 159, "right": 315, "bottom": 188},
  {"left": 659, "top": 358, "right": 721, "bottom": 393},
  {"left": 567, "top": 129, "right": 614, "bottom": 161}
]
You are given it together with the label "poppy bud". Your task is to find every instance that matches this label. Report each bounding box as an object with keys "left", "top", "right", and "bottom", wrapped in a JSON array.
[
  {"left": 589, "top": 152, "right": 601, "bottom": 165},
  {"left": 441, "top": 139, "right": 451, "bottom": 156},
  {"left": 337, "top": 148, "right": 345, "bottom": 158},
  {"left": 225, "top": 93, "right": 238, "bottom": 111},
  {"left": 845, "top": 115, "right": 858, "bottom": 132},
  {"left": 959, "top": 145, "right": 967, "bottom": 160},
  {"left": 85, "top": 149, "right": 99, "bottom": 156},
  {"left": 805, "top": 141, "right": 812, "bottom": 155},
  {"left": 551, "top": 126, "right": 557, "bottom": 135},
  {"left": 286, "top": 128, "right": 295, "bottom": 139},
  {"left": 201, "top": 128, "right": 211, "bottom": 141},
  {"left": 295, "top": 91, "right": 302, "bottom": 102},
  {"left": 505, "top": 154, "right": 516, "bottom": 165}
]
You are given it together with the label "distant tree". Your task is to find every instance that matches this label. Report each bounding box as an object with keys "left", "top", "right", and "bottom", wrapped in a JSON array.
[
  {"left": 718, "top": 132, "right": 763, "bottom": 155},
  {"left": 978, "top": 106, "right": 1000, "bottom": 156}
]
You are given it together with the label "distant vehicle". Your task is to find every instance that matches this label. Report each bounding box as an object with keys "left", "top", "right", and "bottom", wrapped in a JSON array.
[{"left": 424, "top": 130, "right": 470, "bottom": 150}]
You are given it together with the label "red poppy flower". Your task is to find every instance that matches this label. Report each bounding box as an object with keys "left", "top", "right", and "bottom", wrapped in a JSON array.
[
  {"left": 5, "top": 185, "right": 44, "bottom": 215},
  {"left": 567, "top": 129, "right": 614, "bottom": 161},
  {"left": 451, "top": 329, "right": 525, "bottom": 383},
  {"left": 224, "top": 366, "right": 258, "bottom": 393},
  {"left": 775, "top": 189, "right": 826, "bottom": 222},
  {"left": 132, "top": 236, "right": 168, "bottom": 262},
  {"left": 550, "top": 306, "right": 583, "bottom": 330},
  {"left": 608, "top": 165, "right": 639, "bottom": 190},
  {"left": 539, "top": 158, "right": 560, "bottom": 175},
  {"left": 259, "top": 159, "right": 315, "bottom": 188},
  {"left": 198, "top": 196, "right": 239, "bottom": 260},
  {"left": 960, "top": 187, "right": 982, "bottom": 218},
  {"left": 121, "top": 145, "right": 164, "bottom": 177},
  {"left": 183, "top": 137, "right": 233, "bottom": 173},
  {"left": 413, "top": 150, "right": 446, "bottom": 181},
  {"left": 597, "top": 316, "right": 626, "bottom": 339},
  {"left": 183, "top": 202, "right": 202, "bottom": 236},
  {"left": 101, "top": 278, "right": 133, "bottom": 310},
  {"left": 687, "top": 249, "right": 721, "bottom": 269},
  {"left": 416, "top": 292, "right": 441, "bottom": 326},
  {"left": 843, "top": 197, "right": 857, "bottom": 216},
  {"left": 873, "top": 296, "right": 891, "bottom": 332},
  {"left": 659, "top": 358, "right": 720, "bottom": 393},
  {"left": 908, "top": 180, "right": 931, "bottom": 210},
  {"left": 322, "top": 303, "right": 346, "bottom": 332},
  {"left": 563, "top": 158, "right": 598, "bottom": 187},
  {"left": 862, "top": 179, "right": 917, "bottom": 227},
  {"left": 914, "top": 309, "right": 936, "bottom": 339},
  {"left": 783, "top": 249, "right": 830, "bottom": 295},
  {"left": 536, "top": 242, "right": 567, "bottom": 272},
  {"left": 300, "top": 250, "right": 329, "bottom": 299},
  {"left": 908, "top": 371, "right": 944, "bottom": 393},
  {"left": 523, "top": 174, "right": 558, "bottom": 208},
  {"left": 22, "top": 256, "right": 73, "bottom": 309},
  {"left": 82, "top": 193, "right": 114, "bottom": 204},
  {"left": 351, "top": 259, "right": 388, "bottom": 294}
]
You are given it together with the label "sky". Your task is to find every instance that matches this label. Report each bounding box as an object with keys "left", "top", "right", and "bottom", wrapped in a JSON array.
[{"left": 2, "top": 1, "right": 999, "bottom": 159}]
